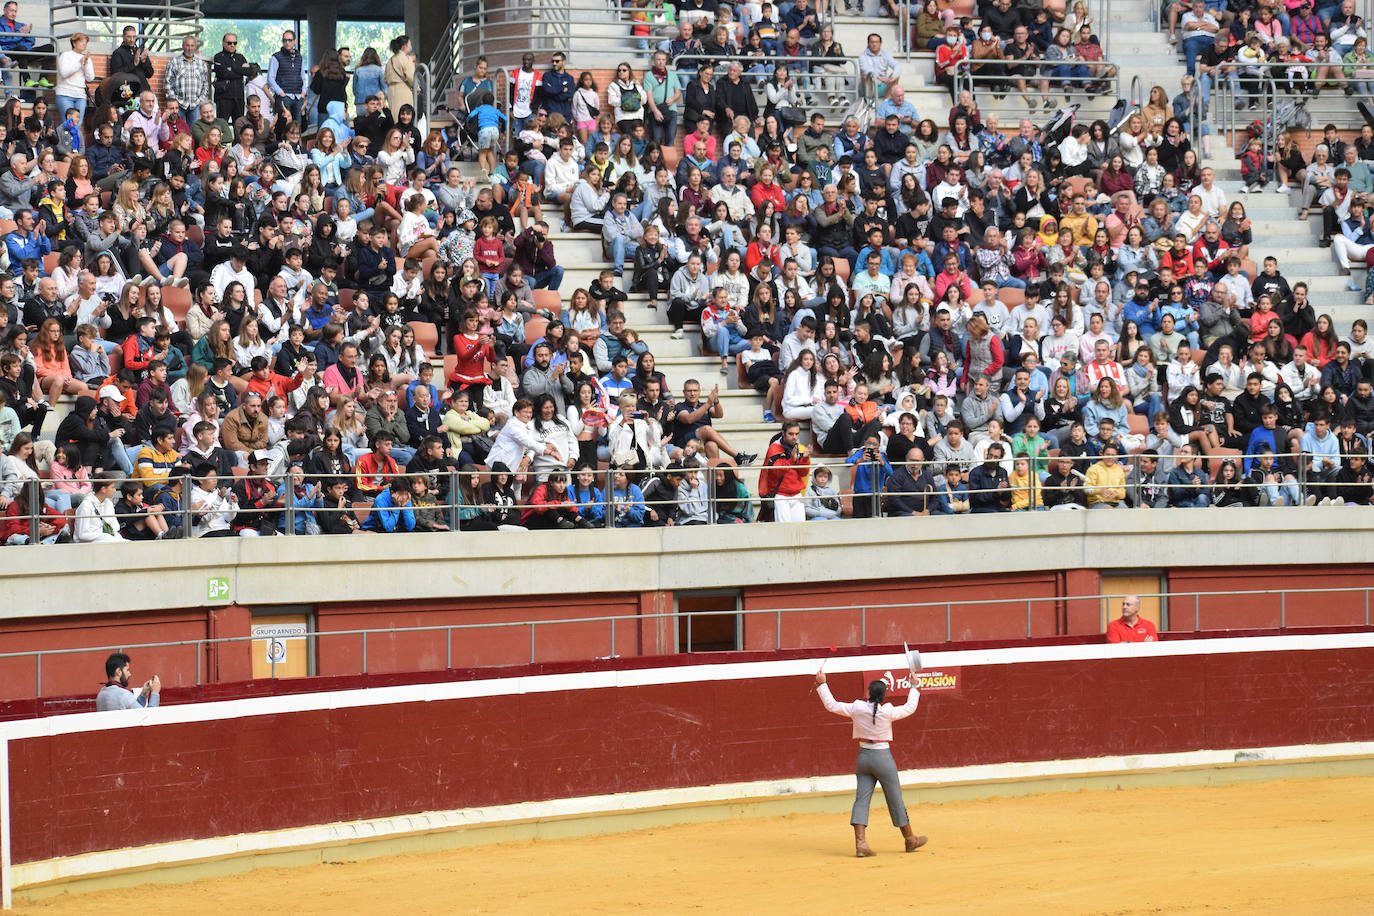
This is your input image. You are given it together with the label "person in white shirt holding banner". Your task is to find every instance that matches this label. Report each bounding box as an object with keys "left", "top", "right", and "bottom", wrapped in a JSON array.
[{"left": 814, "top": 647, "right": 928, "bottom": 858}]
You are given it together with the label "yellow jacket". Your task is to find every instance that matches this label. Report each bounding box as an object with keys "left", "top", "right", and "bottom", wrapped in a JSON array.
[
  {"left": 1009, "top": 470, "right": 1043, "bottom": 511},
  {"left": 1085, "top": 460, "right": 1126, "bottom": 506},
  {"left": 1059, "top": 211, "right": 1098, "bottom": 249}
]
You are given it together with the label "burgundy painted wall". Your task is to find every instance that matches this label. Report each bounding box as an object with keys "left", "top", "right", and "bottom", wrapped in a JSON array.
[
  {"left": 9, "top": 644, "right": 1374, "bottom": 867},
  {"left": 0, "top": 605, "right": 253, "bottom": 702},
  {"left": 1165, "top": 568, "right": 1374, "bottom": 631},
  {"left": 5, "top": 564, "right": 1373, "bottom": 704},
  {"left": 740, "top": 573, "right": 1072, "bottom": 648}
]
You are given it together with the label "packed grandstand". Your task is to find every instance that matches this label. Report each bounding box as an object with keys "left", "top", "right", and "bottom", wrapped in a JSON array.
[{"left": 1, "top": 0, "right": 1373, "bottom": 543}]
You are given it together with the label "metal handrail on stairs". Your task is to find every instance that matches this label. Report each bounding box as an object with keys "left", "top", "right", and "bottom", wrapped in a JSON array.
[
  {"left": 422, "top": 0, "right": 655, "bottom": 125},
  {"left": 953, "top": 58, "right": 1120, "bottom": 121},
  {"left": 1212, "top": 62, "right": 1279, "bottom": 164}
]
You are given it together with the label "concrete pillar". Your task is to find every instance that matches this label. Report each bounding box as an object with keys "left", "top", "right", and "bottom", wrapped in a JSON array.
[
  {"left": 405, "top": 0, "right": 452, "bottom": 64},
  {"left": 306, "top": 1, "right": 338, "bottom": 63}
]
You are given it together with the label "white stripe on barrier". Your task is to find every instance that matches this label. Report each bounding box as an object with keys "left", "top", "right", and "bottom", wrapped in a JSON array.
[
  {"left": 11, "top": 739, "right": 1374, "bottom": 891},
  {"left": 4, "top": 630, "right": 1373, "bottom": 743}
]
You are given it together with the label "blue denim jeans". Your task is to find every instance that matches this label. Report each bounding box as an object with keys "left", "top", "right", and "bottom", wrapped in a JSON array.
[
  {"left": 532, "top": 266, "right": 564, "bottom": 290},
  {"left": 610, "top": 237, "right": 638, "bottom": 274},
  {"left": 1182, "top": 36, "right": 1213, "bottom": 76},
  {"left": 711, "top": 325, "right": 750, "bottom": 358}
]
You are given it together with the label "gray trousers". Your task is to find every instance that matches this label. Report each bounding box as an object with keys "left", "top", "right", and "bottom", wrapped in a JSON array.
[{"left": 852, "top": 746, "right": 909, "bottom": 828}]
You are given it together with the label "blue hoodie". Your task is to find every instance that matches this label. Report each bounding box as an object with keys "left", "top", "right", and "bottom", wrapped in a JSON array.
[{"left": 319, "top": 101, "right": 353, "bottom": 144}]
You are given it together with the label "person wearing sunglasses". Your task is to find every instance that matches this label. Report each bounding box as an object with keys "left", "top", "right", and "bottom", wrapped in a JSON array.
[
  {"left": 212, "top": 32, "right": 252, "bottom": 123},
  {"left": 267, "top": 30, "right": 307, "bottom": 123}
]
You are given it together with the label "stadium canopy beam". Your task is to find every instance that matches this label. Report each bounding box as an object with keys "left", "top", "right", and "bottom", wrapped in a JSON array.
[
  {"left": 404, "top": 0, "right": 448, "bottom": 65},
  {"left": 307, "top": 0, "right": 337, "bottom": 64}
]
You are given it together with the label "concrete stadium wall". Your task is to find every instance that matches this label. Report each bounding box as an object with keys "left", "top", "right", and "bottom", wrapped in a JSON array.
[
  {"left": 4, "top": 634, "right": 1374, "bottom": 899},
  {"left": 6, "top": 510, "right": 1374, "bottom": 618}
]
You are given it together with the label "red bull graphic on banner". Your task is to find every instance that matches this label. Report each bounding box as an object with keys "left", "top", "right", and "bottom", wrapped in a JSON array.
[{"left": 863, "top": 667, "right": 962, "bottom": 698}]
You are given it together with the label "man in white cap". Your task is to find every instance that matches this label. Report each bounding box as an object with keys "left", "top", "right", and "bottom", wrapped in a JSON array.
[
  {"left": 96, "top": 383, "right": 135, "bottom": 475},
  {"left": 231, "top": 449, "right": 285, "bottom": 535}
]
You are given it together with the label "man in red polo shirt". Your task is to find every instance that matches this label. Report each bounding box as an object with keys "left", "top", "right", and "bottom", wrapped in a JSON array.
[{"left": 1107, "top": 594, "right": 1159, "bottom": 643}]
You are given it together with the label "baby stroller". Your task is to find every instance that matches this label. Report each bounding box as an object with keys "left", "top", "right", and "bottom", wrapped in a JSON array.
[
  {"left": 445, "top": 88, "right": 494, "bottom": 162},
  {"left": 1038, "top": 102, "right": 1079, "bottom": 146}
]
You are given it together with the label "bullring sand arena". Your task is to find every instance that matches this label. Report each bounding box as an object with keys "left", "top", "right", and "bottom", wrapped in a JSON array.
[{"left": 14, "top": 775, "right": 1374, "bottom": 914}]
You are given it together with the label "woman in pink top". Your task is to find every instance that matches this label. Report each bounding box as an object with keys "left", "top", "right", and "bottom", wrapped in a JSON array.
[{"left": 815, "top": 667, "right": 928, "bottom": 857}]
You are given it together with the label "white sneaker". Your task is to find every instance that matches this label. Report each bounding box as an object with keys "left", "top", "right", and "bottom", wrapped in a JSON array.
[
  {"left": 1276, "top": 184, "right": 1290, "bottom": 194},
  {"left": 1305, "top": 494, "right": 1319, "bottom": 506},
  {"left": 670, "top": 328, "right": 684, "bottom": 339}
]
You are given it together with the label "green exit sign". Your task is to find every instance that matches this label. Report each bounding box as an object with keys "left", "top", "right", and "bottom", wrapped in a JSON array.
[{"left": 207, "top": 576, "right": 231, "bottom": 601}]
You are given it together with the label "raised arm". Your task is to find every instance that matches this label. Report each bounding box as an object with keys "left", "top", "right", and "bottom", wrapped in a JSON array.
[
  {"left": 815, "top": 675, "right": 852, "bottom": 718},
  {"left": 888, "top": 680, "right": 921, "bottom": 721}
]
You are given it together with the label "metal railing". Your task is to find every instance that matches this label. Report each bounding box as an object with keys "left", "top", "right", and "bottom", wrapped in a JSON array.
[
  {"left": 48, "top": 0, "right": 202, "bottom": 52},
  {"left": 674, "top": 53, "right": 860, "bottom": 120},
  {"left": 4, "top": 584, "right": 1371, "bottom": 696},
  {"left": 424, "top": 0, "right": 673, "bottom": 122},
  {"left": 1, "top": 445, "right": 1358, "bottom": 548},
  {"left": 953, "top": 58, "right": 1120, "bottom": 115},
  {"left": 1211, "top": 62, "right": 1279, "bottom": 163},
  {"left": 0, "top": 0, "right": 201, "bottom": 105}
]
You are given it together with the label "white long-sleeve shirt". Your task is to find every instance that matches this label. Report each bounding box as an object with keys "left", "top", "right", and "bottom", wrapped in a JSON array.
[
  {"left": 545, "top": 153, "right": 581, "bottom": 195},
  {"left": 210, "top": 260, "right": 256, "bottom": 303},
  {"left": 817, "top": 682, "right": 920, "bottom": 747},
  {"left": 782, "top": 367, "right": 825, "bottom": 413},
  {"left": 74, "top": 496, "right": 123, "bottom": 542},
  {"left": 487, "top": 415, "right": 540, "bottom": 470}
]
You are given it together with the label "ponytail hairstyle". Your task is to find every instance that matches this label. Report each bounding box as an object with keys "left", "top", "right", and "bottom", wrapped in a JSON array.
[{"left": 867, "top": 679, "right": 887, "bottom": 724}]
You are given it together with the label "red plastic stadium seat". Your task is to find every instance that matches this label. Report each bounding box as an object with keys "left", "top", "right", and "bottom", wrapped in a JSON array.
[
  {"left": 157, "top": 285, "right": 192, "bottom": 322},
  {"left": 411, "top": 321, "right": 438, "bottom": 354},
  {"left": 531, "top": 288, "right": 561, "bottom": 316},
  {"left": 524, "top": 316, "right": 549, "bottom": 345}
]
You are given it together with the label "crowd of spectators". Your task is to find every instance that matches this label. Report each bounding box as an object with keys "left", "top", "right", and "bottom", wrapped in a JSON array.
[{"left": 0, "top": 0, "right": 1371, "bottom": 545}]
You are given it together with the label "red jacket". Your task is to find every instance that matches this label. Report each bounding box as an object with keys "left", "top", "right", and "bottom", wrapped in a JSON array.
[
  {"left": 749, "top": 182, "right": 785, "bottom": 212},
  {"left": 355, "top": 452, "right": 399, "bottom": 494},
  {"left": 759, "top": 440, "right": 810, "bottom": 497},
  {"left": 0, "top": 501, "right": 67, "bottom": 541},
  {"left": 448, "top": 332, "right": 494, "bottom": 387},
  {"left": 520, "top": 483, "right": 574, "bottom": 524},
  {"left": 246, "top": 370, "right": 305, "bottom": 401},
  {"left": 122, "top": 335, "right": 155, "bottom": 375}
]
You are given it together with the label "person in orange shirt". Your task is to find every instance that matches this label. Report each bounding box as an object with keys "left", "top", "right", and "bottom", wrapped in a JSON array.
[
  {"left": 32, "top": 316, "right": 90, "bottom": 401},
  {"left": 1106, "top": 594, "right": 1159, "bottom": 643},
  {"left": 244, "top": 355, "right": 304, "bottom": 401}
]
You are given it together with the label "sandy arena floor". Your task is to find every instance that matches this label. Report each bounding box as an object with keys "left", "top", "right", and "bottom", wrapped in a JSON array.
[{"left": 16, "top": 775, "right": 1374, "bottom": 914}]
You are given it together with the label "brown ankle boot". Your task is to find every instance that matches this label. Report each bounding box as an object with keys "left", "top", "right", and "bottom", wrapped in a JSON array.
[
  {"left": 854, "top": 825, "right": 876, "bottom": 857},
  {"left": 902, "top": 825, "right": 928, "bottom": 853}
]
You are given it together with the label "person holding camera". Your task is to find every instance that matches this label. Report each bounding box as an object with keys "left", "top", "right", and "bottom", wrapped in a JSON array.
[
  {"left": 96, "top": 652, "right": 161, "bottom": 711},
  {"left": 760, "top": 419, "right": 810, "bottom": 522},
  {"left": 845, "top": 432, "right": 892, "bottom": 519}
]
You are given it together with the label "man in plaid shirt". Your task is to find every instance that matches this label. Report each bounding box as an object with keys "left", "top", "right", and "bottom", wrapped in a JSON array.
[{"left": 163, "top": 35, "right": 210, "bottom": 122}]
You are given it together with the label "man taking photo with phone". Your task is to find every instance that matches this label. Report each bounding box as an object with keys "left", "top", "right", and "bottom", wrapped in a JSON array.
[{"left": 96, "top": 652, "right": 161, "bottom": 711}]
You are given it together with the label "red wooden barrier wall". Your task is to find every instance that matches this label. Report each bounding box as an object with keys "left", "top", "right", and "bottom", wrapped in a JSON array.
[{"left": 8, "top": 643, "right": 1374, "bottom": 866}]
